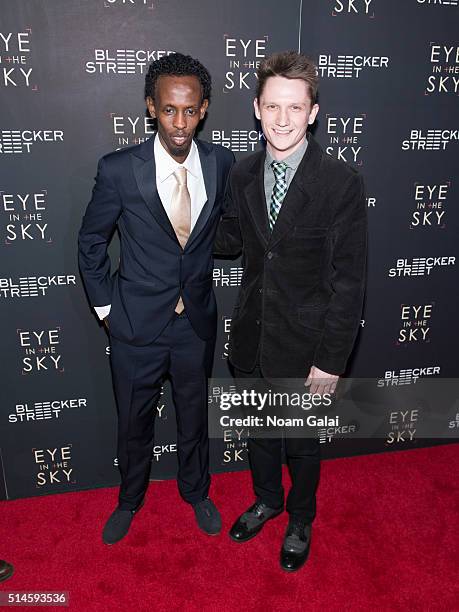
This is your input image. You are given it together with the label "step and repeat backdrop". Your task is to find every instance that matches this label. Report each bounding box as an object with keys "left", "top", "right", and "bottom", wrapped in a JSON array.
[{"left": 1, "top": 0, "right": 458, "bottom": 500}]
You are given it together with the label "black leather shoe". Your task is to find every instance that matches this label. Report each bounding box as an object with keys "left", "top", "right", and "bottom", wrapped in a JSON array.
[
  {"left": 102, "top": 500, "right": 144, "bottom": 545},
  {"left": 0, "top": 560, "right": 14, "bottom": 582},
  {"left": 192, "top": 498, "right": 221, "bottom": 535},
  {"left": 229, "top": 501, "right": 283, "bottom": 543},
  {"left": 280, "top": 519, "right": 312, "bottom": 572}
]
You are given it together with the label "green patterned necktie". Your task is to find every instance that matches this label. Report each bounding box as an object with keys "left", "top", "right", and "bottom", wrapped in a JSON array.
[{"left": 269, "top": 160, "right": 288, "bottom": 230}]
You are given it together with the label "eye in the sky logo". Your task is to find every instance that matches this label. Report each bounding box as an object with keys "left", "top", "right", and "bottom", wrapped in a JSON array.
[
  {"left": 397, "top": 303, "right": 434, "bottom": 345},
  {"left": 223, "top": 35, "right": 268, "bottom": 92},
  {"left": 331, "top": 0, "right": 375, "bottom": 16},
  {"left": 325, "top": 114, "right": 367, "bottom": 165},
  {"left": 425, "top": 44, "right": 459, "bottom": 95},
  {"left": 2, "top": 190, "right": 52, "bottom": 244},
  {"left": 410, "top": 182, "right": 450, "bottom": 229},
  {"left": 18, "top": 327, "right": 65, "bottom": 374},
  {"left": 110, "top": 113, "right": 155, "bottom": 148},
  {"left": 0, "top": 30, "right": 37, "bottom": 89}
]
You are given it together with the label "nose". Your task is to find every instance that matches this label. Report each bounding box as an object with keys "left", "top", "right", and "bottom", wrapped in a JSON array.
[
  {"left": 276, "top": 107, "right": 289, "bottom": 127},
  {"left": 173, "top": 111, "right": 186, "bottom": 131}
]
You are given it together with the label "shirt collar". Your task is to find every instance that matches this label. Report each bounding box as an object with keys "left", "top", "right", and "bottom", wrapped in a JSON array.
[
  {"left": 154, "top": 134, "right": 200, "bottom": 182},
  {"left": 265, "top": 135, "right": 308, "bottom": 171}
]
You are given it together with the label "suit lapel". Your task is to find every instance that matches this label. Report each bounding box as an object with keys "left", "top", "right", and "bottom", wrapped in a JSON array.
[
  {"left": 244, "top": 152, "right": 270, "bottom": 246},
  {"left": 268, "top": 134, "right": 323, "bottom": 249},
  {"left": 185, "top": 139, "right": 217, "bottom": 250},
  {"left": 131, "top": 134, "right": 180, "bottom": 245}
]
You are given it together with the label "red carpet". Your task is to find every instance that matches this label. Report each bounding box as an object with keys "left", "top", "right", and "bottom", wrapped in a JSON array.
[{"left": 1, "top": 444, "right": 458, "bottom": 611}]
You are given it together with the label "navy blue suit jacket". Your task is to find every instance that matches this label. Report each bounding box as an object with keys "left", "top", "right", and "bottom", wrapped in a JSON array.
[{"left": 78, "top": 135, "right": 235, "bottom": 345}]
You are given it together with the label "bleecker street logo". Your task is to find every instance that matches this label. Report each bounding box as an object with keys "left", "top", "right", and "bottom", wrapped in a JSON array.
[
  {"left": 402, "top": 129, "right": 459, "bottom": 151},
  {"left": 318, "top": 54, "right": 388, "bottom": 78},
  {"left": 86, "top": 49, "right": 173, "bottom": 75},
  {"left": 410, "top": 182, "right": 449, "bottom": 229},
  {"left": 332, "top": 0, "right": 375, "bottom": 16},
  {"left": 0, "top": 130, "right": 64, "bottom": 154},
  {"left": 18, "top": 327, "right": 64, "bottom": 374},
  {"left": 325, "top": 114, "right": 367, "bottom": 164},
  {"left": 103, "top": 0, "right": 154, "bottom": 6},
  {"left": 0, "top": 275, "right": 76, "bottom": 298},
  {"left": 213, "top": 267, "right": 243, "bottom": 287},
  {"left": 9, "top": 398, "right": 87, "bottom": 423},
  {"left": 426, "top": 44, "right": 459, "bottom": 95},
  {"left": 212, "top": 129, "right": 264, "bottom": 152},
  {"left": 0, "top": 30, "right": 37, "bottom": 89},
  {"left": 397, "top": 303, "right": 434, "bottom": 345},
  {"left": 1, "top": 190, "right": 51, "bottom": 244},
  {"left": 417, "top": 0, "right": 458, "bottom": 6},
  {"left": 377, "top": 365, "right": 440, "bottom": 387},
  {"left": 33, "top": 446, "right": 75, "bottom": 487},
  {"left": 223, "top": 35, "right": 268, "bottom": 92},
  {"left": 111, "top": 113, "right": 155, "bottom": 148},
  {"left": 388, "top": 256, "right": 455, "bottom": 277}
]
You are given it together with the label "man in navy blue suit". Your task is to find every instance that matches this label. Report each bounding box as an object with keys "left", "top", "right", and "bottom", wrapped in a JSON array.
[{"left": 78, "top": 53, "right": 234, "bottom": 544}]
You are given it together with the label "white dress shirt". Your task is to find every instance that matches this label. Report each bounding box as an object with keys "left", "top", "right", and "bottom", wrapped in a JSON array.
[{"left": 94, "top": 136, "right": 207, "bottom": 320}]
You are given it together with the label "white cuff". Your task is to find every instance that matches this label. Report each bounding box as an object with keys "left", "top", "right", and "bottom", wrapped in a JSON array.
[{"left": 94, "top": 305, "right": 111, "bottom": 320}]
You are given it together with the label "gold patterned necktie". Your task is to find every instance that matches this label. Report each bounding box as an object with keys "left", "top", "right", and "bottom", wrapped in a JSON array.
[{"left": 170, "top": 166, "right": 191, "bottom": 313}]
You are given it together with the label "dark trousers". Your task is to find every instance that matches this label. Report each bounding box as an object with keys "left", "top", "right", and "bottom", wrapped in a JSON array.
[
  {"left": 109, "top": 312, "right": 214, "bottom": 511},
  {"left": 234, "top": 364, "right": 321, "bottom": 524}
]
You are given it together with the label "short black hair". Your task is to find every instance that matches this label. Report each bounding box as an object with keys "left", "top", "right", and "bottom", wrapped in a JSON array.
[{"left": 144, "top": 52, "right": 212, "bottom": 102}]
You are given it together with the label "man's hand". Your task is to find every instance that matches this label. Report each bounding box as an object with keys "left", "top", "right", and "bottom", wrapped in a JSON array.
[{"left": 305, "top": 365, "right": 339, "bottom": 395}]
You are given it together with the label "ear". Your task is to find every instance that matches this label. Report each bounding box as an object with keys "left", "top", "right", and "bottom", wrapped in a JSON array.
[
  {"left": 200, "top": 98, "right": 209, "bottom": 119},
  {"left": 253, "top": 97, "right": 261, "bottom": 120},
  {"left": 308, "top": 103, "right": 319, "bottom": 126},
  {"left": 146, "top": 96, "right": 156, "bottom": 119}
]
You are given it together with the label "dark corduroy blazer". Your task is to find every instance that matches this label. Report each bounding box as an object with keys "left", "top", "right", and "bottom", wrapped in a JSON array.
[{"left": 214, "top": 133, "right": 367, "bottom": 378}]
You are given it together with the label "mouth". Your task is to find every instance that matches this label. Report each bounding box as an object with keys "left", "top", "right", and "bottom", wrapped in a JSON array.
[
  {"left": 272, "top": 129, "right": 293, "bottom": 136},
  {"left": 171, "top": 134, "right": 188, "bottom": 146}
]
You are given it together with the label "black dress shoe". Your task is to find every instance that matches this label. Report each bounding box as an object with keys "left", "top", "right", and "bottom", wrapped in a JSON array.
[
  {"left": 192, "top": 498, "right": 221, "bottom": 535},
  {"left": 280, "top": 519, "right": 312, "bottom": 572},
  {"left": 102, "top": 500, "right": 144, "bottom": 545},
  {"left": 229, "top": 501, "right": 283, "bottom": 543},
  {"left": 0, "top": 560, "right": 14, "bottom": 582}
]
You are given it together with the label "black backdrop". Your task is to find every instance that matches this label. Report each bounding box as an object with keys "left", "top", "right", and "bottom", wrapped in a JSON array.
[{"left": 1, "top": 0, "right": 458, "bottom": 500}]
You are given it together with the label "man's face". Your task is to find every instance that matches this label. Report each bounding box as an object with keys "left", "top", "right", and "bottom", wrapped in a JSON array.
[
  {"left": 254, "top": 75, "right": 319, "bottom": 161},
  {"left": 146, "top": 75, "right": 208, "bottom": 162}
]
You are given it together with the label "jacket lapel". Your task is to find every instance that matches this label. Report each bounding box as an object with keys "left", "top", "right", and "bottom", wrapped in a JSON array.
[
  {"left": 268, "top": 133, "right": 323, "bottom": 249},
  {"left": 185, "top": 139, "right": 217, "bottom": 250},
  {"left": 244, "top": 152, "right": 270, "bottom": 246},
  {"left": 131, "top": 134, "right": 180, "bottom": 245}
]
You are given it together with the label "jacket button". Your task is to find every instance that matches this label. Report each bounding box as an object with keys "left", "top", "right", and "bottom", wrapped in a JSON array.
[
  {"left": 267, "top": 251, "right": 273, "bottom": 260},
  {"left": 256, "top": 319, "right": 260, "bottom": 325}
]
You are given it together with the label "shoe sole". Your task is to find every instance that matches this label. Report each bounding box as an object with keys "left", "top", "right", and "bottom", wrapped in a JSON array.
[{"left": 229, "top": 510, "right": 283, "bottom": 543}]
